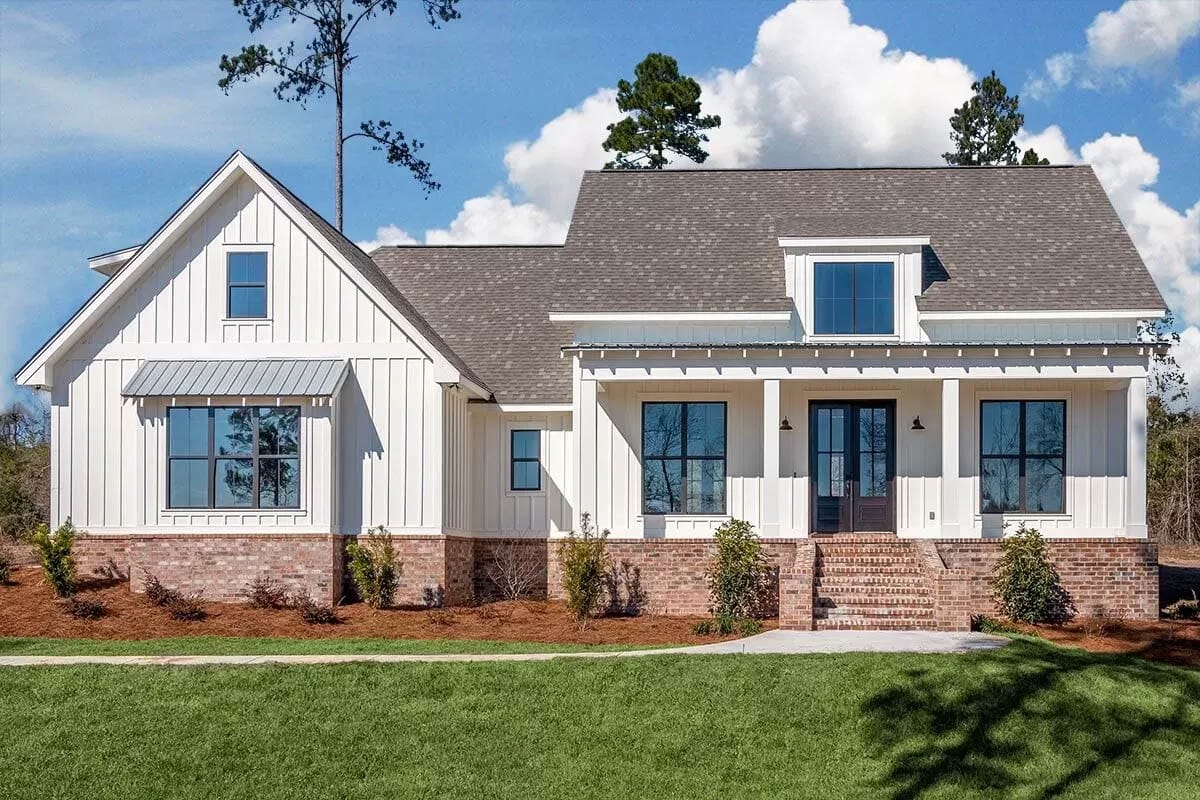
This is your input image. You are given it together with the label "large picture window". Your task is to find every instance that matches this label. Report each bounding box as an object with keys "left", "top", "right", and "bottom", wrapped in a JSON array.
[
  {"left": 642, "top": 402, "right": 726, "bottom": 515},
  {"left": 813, "top": 261, "right": 894, "bottom": 335},
  {"left": 980, "top": 400, "right": 1065, "bottom": 514},
  {"left": 167, "top": 406, "right": 300, "bottom": 509}
]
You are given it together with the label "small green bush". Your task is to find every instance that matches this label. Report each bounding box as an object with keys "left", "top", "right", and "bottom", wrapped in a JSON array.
[
  {"left": 60, "top": 595, "right": 106, "bottom": 620},
  {"left": 558, "top": 512, "right": 611, "bottom": 628},
  {"left": 691, "top": 619, "right": 714, "bottom": 636},
  {"left": 707, "top": 518, "right": 770, "bottom": 621},
  {"left": 991, "top": 523, "right": 1074, "bottom": 624},
  {"left": 346, "top": 525, "right": 401, "bottom": 609},
  {"left": 31, "top": 520, "right": 79, "bottom": 597}
]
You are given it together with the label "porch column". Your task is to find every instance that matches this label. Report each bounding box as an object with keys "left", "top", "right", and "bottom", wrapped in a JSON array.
[
  {"left": 762, "top": 379, "right": 781, "bottom": 536},
  {"left": 940, "top": 378, "right": 961, "bottom": 536},
  {"left": 1126, "top": 376, "right": 1148, "bottom": 537},
  {"left": 572, "top": 360, "right": 598, "bottom": 530}
]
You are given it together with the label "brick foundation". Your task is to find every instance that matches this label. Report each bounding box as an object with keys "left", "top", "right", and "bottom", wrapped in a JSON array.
[{"left": 70, "top": 533, "right": 1160, "bottom": 627}]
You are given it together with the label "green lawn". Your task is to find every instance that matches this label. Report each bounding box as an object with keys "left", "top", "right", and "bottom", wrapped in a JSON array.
[
  {"left": 0, "top": 635, "right": 667, "bottom": 656},
  {"left": 1, "top": 639, "right": 1197, "bottom": 800}
]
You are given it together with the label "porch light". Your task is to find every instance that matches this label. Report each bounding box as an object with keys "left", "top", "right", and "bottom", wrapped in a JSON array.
[
  {"left": 779, "top": 417, "right": 794, "bottom": 432},
  {"left": 911, "top": 416, "right": 926, "bottom": 431}
]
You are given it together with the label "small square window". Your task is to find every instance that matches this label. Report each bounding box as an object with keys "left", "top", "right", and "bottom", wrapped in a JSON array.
[
  {"left": 510, "top": 430, "right": 540, "bottom": 491},
  {"left": 227, "top": 252, "right": 268, "bottom": 318}
]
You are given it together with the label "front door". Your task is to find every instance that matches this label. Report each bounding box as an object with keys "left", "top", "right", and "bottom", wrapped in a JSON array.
[{"left": 809, "top": 401, "right": 896, "bottom": 534}]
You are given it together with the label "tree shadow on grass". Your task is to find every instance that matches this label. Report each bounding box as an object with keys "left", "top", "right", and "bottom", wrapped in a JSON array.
[{"left": 862, "top": 638, "right": 1200, "bottom": 800}]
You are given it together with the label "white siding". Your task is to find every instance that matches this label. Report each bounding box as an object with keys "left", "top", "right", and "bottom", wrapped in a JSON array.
[
  {"left": 923, "top": 318, "right": 1138, "bottom": 343},
  {"left": 468, "top": 408, "right": 573, "bottom": 536},
  {"left": 50, "top": 175, "right": 446, "bottom": 535}
]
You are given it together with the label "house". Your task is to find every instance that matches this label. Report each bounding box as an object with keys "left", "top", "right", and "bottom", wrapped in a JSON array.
[{"left": 15, "top": 151, "right": 1163, "bottom": 630}]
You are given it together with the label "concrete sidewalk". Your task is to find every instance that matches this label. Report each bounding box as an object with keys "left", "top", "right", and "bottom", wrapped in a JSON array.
[{"left": 0, "top": 630, "right": 1008, "bottom": 666}]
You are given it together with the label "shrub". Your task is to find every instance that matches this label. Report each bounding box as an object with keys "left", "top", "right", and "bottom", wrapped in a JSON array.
[
  {"left": 167, "top": 591, "right": 208, "bottom": 622},
  {"left": 142, "top": 569, "right": 182, "bottom": 607},
  {"left": 31, "top": 520, "right": 79, "bottom": 597},
  {"left": 0, "top": 547, "right": 11, "bottom": 584},
  {"left": 557, "top": 512, "right": 611, "bottom": 628},
  {"left": 426, "top": 607, "right": 456, "bottom": 626},
  {"left": 346, "top": 525, "right": 401, "bottom": 609},
  {"left": 707, "top": 518, "right": 770, "bottom": 621},
  {"left": 60, "top": 595, "right": 106, "bottom": 620},
  {"left": 991, "top": 523, "right": 1074, "bottom": 624},
  {"left": 972, "top": 615, "right": 1020, "bottom": 634},
  {"left": 292, "top": 590, "right": 340, "bottom": 625},
  {"left": 242, "top": 576, "right": 290, "bottom": 610},
  {"left": 691, "top": 619, "right": 714, "bottom": 636},
  {"left": 484, "top": 540, "right": 542, "bottom": 601},
  {"left": 1163, "top": 591, "right": 1199, "bottom": 620}
]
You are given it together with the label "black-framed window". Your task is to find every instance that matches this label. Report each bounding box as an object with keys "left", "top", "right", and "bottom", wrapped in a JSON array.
[
  {"left": 980, "top": 400, "right": 1065, "bottom": 514},
  {"left": 813, "top": 261, "right": 894, "bottom": 335},
  {"left": 642, "top": 402, "right": 726, "bottom": 514},
  {"left": 510, "top": 429, "right": 541, "bottom": 491},
  {"left": 168, "top": 406, "right": 300, "bottom": 509},
  {"left": 227, "top": 251, "right": 268, "bottom": 318}
]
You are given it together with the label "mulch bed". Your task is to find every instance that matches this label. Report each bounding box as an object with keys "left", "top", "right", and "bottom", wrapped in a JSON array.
[
  {"left": 1011, "top": 619, "right": 1199, "bottom": 669},
  {"left": 0, "top": 568, "right": 755, "bottom": 647}
]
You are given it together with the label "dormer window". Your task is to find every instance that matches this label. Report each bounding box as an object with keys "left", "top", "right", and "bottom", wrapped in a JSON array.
[
  {"left": 227, "top": 251, "right": 268, "bottom": 319},
  {"left": 813, "top": 261, "right": 894, "bottom": 335}
]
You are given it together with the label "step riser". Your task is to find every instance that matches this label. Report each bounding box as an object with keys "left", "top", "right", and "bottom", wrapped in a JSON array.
[{"left": 812, "top": 542, "right": 936, "bottom": 631}]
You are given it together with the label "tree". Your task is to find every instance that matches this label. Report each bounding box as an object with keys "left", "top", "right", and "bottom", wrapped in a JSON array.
[
  {"left": 218, "top": 0, "right": 461, "bottom": 231},
  {"left": 602, "top": 52, "right": 721, "bottom": 170},
  {"left": 943, "top": 70, "right": 1045, "bottom": 166},
  {"left": 0, "top": 400, "right": 50, "bottom": 541}
]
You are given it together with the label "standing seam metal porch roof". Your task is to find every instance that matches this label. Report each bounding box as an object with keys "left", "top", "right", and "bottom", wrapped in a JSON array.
[{"left": 121, "top": 359, "right": 348, "bottom": 398}]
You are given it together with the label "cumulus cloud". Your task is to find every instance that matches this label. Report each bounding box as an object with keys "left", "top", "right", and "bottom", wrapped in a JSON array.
[
  {"left": 1015, "top": 124, "right": 1081, "bottom": 164},
  {"left": 1028, "top": 0, "right": 1200, "bottom": 99},
  {"left": 1173, "top": 325, "right": 1200, "bottom": 407},
  {"left": 424, "top": 192, "right": 569, "bottom": 245},
  {"left": 1174, "top": 75, "right": 1200, "bottom": 132},
  {"left": 355, "top": 224, "right": 418, "bottom": 252}
]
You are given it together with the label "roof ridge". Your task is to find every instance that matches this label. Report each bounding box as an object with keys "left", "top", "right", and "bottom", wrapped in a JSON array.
[{"left": 582, "top": 164, "right": 1090, "bottom": 174}]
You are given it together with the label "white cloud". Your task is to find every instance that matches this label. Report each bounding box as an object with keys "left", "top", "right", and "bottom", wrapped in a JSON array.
[
  {"left": 424, "top": 192, "right": 568, "bottom": 245},
  {"left": 1173, "top": 325, "right": 1200, "bottom": 407},
  {"left": 1015, "top": 125, "right": 1081, "bottom": 164},
  {"left": 1081, "top": 133, "right": 1200, "bottom": 327},
  {"left": 1174, "top": 75, "right": 1200, "bottom": 132},
  {"left": 1029, "top": 0, "right": 1200, "bottom": 98},
  {"left": 355, "top": 224, "right": 418, "bottom": 252}
]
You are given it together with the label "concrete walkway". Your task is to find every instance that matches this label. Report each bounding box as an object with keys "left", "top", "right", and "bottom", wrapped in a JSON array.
[{"left": 0, "top": 630, "right": 1007, "bottom": 666}]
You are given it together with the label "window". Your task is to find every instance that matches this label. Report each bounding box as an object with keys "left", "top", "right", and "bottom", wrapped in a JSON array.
[
  {"left": 167, "top": 406, "right": 300, "bottom": 509},
  {"left": 980, "top": 400, "right": 1065, "bottom": 514},
  {"left": 642, "top": 402, "right": 726, "bottom": 514},
  {"left": 227, "top": 251, "right": 268, "bottom": 318},
  {"left": 510, "top": 429, "right": 541, "bottom": 491},
  {"left": 813, "top": 261, "right": 894, "bottom": 335}
]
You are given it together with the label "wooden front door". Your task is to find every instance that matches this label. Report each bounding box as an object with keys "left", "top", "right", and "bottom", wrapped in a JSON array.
[{"left": 809, "top": 401, "right": 896, "bottom": 534}]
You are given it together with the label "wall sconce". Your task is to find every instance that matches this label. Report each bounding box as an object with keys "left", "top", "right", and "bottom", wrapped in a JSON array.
[
  {"left": 911, "top": 416, "right": 926, "bottom": 431},
  {"left": 779, "top": 417, "right": 793, "bottom": 432}
]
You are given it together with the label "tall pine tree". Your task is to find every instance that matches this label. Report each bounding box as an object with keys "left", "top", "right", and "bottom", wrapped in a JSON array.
[{"left": 944, "top": 71, "right": 1046, "bottom": 166}]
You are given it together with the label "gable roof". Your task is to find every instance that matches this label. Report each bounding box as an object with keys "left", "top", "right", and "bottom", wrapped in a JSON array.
[
  {"left": 560, "top": 165, "right": 1165, "bottom": 313},
  {"left": 371, "top": 245, "right": 570, "bottom": 404},
  {"left": 17, "top": 152, "right": 489, "bottom": 397}
]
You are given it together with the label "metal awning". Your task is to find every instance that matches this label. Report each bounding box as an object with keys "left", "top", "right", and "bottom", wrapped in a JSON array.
[{"left": 121, "top": 359, "right": 349, "bottom": 398}]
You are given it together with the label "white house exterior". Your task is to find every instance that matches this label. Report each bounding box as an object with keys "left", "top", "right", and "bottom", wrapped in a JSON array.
[{"left": 16, "top": 153, "right": 1164, "bottom": 629}]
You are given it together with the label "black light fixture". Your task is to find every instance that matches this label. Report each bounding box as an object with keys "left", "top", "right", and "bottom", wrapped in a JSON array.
[
  {"left": 911, "top": 416, "right": 926, "bottom": 431},
  {"left": 779, "top": 417, "right": 793, "bottom": 432}
]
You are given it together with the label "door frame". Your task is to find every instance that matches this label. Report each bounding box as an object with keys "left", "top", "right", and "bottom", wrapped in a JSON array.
[{"left": 807, "top": 400, "right": 897, "bottom": 534}]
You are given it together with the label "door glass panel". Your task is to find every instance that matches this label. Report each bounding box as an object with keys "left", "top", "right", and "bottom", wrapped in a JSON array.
[
  {"left": 817, "top": 409, "right": 830, "bottom": 450},
  {"left": 817, "top": 453, "right": 831, "bottom": 496},
  {"left": 830, "top": 454, "right": 844, "bottom": 497},
  {"left": 830, "top": 408, "right": 844, "bottom": 451}
]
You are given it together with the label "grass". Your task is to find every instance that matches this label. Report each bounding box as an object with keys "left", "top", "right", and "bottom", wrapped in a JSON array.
[
  {"left": 0, "top": 636, "right": 670, "bottom": 657},
  {"left": 1, "top": 638, "right": 1197, "bottom": 799}
]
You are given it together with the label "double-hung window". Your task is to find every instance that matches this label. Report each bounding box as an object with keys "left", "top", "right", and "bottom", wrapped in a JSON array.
[
  {"left": 642, "top": 402, "right": 726, "bottom": 514},
  {"left": 227, "top": 251, "right": 268, "bottom": 318},
  {"left": 510, "top": 429, "right": 541, "bottom": 491},
  {"left": 813, "top": 261, "right": 894, "bottom": 335},
  {"left": 167, "top": 406, "right": 300, "bottom": 509},
  {"left": 980, "top": 400, "right": 1065, "bottom": 514}
]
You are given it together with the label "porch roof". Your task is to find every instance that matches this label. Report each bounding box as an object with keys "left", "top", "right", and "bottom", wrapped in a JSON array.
[
  {"left": 563, "top": 340, "right": 1158, "bottom": 354},
  {"left": 121, "top": 359, "right": 349, "bottom": 399}
]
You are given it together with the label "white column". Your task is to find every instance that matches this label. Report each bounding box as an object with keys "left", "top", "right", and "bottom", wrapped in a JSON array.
[
  {"left": 761, "top": 379, "right": 781, "bottom": 537},
  {"left": 572, "top": 358, "right": 598, "bottom": 531},
  {"left": 940, "top": 378, "right": 961, "bottom": 537},
  {"left": 1126, "top": 376, "right": 1148, "bottom": 537}
]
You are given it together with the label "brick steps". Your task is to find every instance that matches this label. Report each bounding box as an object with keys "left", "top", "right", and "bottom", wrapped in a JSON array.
[{"left": 812, "top": 539, "right": 936, "bottom": 631}]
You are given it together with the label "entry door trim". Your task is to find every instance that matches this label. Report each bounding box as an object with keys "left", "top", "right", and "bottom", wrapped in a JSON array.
[{"left": 808, "top": 400, "right": 897, "bottom": 534}]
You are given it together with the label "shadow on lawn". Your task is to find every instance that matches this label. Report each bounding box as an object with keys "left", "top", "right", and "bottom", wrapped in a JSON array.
[{"left": 862, "top": 639, "right": 1200, "bottom": 800}]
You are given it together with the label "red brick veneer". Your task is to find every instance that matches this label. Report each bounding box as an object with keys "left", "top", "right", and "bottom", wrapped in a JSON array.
[{"left": 935, "top": 538, "right": 1159, "bottom": 621}]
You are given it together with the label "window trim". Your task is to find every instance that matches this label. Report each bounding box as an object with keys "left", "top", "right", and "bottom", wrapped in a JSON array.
[
  {"left": 802, "top": 252, "right": 901, "bottom": 342},
  {"left": 641, "top": 401, "right": 728, "bottom": 516},
  {"left": 509, "top": 429, "right": 541, "bottom": 492},
  {"left": 978, "top": 399, "right": 1066, "bottom": 515},
  {"left": 166, "top": 406, "right": 301, "bottom": 510},
  {"left": 224, "top": 246, "right": 271, "bottom": 320}
]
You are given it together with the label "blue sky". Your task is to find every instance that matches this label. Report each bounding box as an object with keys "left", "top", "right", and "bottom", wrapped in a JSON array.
[{"left": 2, "top": 0, "right": 1199, "bottom": 404}]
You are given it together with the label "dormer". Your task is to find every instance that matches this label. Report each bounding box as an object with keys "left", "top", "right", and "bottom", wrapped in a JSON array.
[{"left": 779, "top": 236, "right": 928, "bottom": 343}]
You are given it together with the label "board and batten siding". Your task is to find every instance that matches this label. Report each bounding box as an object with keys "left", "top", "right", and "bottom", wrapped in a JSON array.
[
  {"left": 467, "top": 409, "right": 573, "bottom": 536},
  {"left": 48, "top": 175, "right": 446, "bottom": 535}
]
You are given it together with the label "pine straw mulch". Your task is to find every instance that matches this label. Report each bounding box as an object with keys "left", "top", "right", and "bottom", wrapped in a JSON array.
[
  {"left": 0, "top": 567, "right": 755, "bottom": 647},
  {"left": 1010, "top": 618, "right": 1199, "bottom": 669}
]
